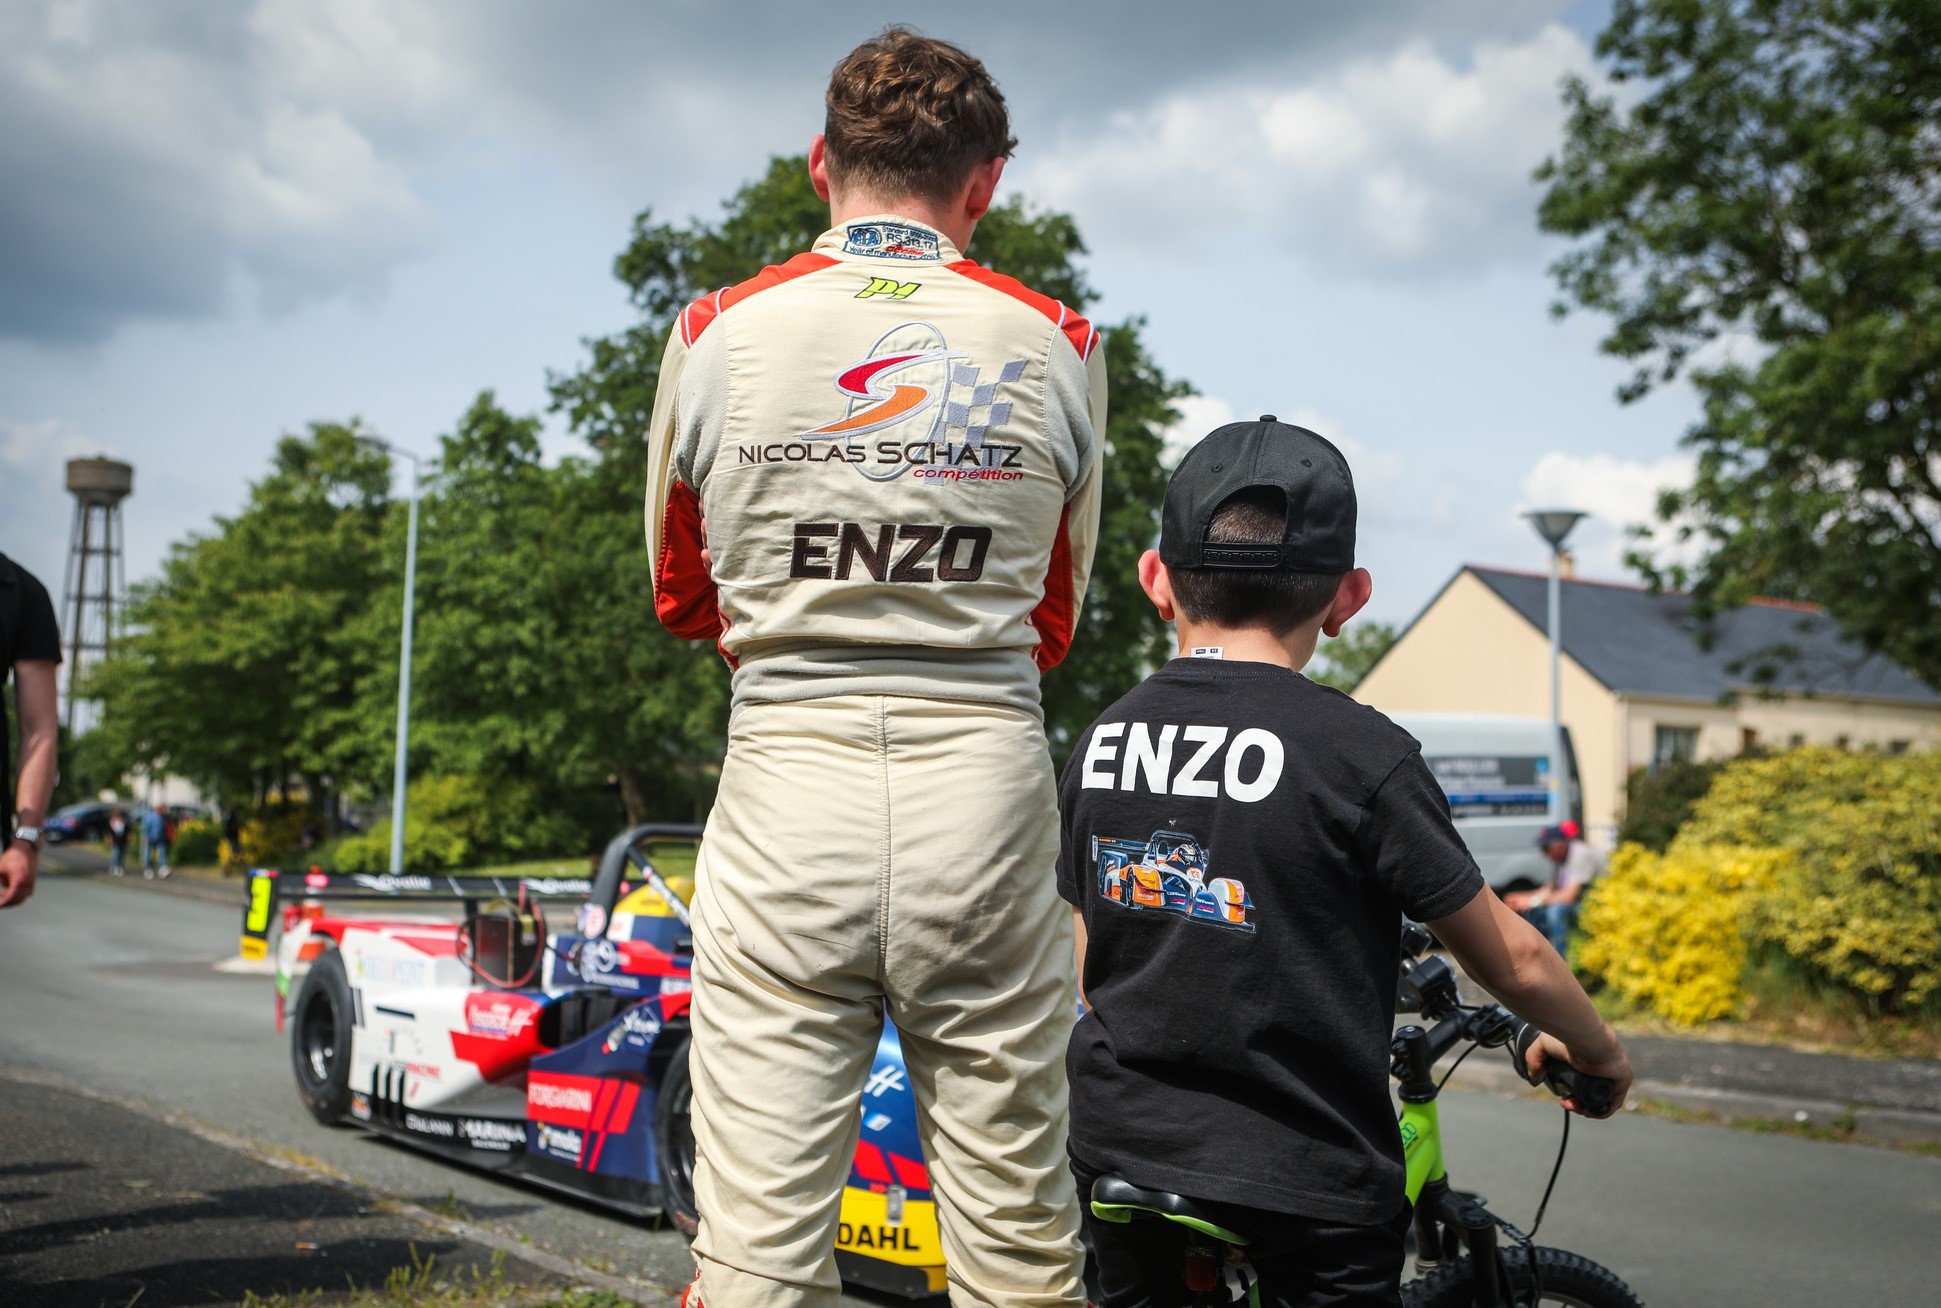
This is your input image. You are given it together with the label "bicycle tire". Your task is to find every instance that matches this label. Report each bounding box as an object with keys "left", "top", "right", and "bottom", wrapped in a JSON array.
[{"left": 1401, "top": 1245, "right": 1643, "bottom": 1308}]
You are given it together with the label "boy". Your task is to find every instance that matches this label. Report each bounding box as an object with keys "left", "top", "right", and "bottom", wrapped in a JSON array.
[{"left": 1058, "top": 417, "right": 1633, "bottom": 1308}]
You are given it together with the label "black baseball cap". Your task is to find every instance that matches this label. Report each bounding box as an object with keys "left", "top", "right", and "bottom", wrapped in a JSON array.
[{"left": 1160, "top": 415, "right": 1357, "bottom": 572}]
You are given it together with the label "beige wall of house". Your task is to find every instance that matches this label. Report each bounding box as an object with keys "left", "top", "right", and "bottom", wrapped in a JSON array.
[
  {"left": 1624, "top": 694, "right": 1941, "bottom": 768},
  {"left": 1354, "top": 571, "right": 1627, "bottom": 835},
  {"left": 1356, "top": 569, "right": 1941, "bottom": 840}
]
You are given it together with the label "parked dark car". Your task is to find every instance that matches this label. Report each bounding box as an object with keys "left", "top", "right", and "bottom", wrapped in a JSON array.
[{"left": 45, "top": 801, "right": 117, "bottom": 844}]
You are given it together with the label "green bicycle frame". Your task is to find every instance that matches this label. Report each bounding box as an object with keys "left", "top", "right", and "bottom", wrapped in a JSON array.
[{"left": 1399, "top": 1096, "right": 1444, "bottom": 1204}]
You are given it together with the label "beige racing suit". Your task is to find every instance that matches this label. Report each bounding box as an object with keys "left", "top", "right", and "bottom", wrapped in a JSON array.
[{"left": 646, "top": 215, "right": 1106, "bottom": 1308}]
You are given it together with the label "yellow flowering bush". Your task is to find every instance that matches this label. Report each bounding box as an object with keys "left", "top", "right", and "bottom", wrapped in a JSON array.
[
  {"left": 1577, "top": 843, "right": 1789, "bottom": 1026},
  {"left": 1681, "top": 748, "right": 1941, "bottom": 1012}
]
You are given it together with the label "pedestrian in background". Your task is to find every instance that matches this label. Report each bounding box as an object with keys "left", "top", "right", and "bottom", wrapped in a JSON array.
[
  {"left": 141, "top": 802, "right": 171, "bottom": 879},
  {"left": 1, "top": 551, "right": 60, "bottom": 910},
  {"left": 1505, "top": 824, "right": 1605, "bottom": 955},
  {"left": 107, "top": 807, "right": 130, "bottom": 875}
]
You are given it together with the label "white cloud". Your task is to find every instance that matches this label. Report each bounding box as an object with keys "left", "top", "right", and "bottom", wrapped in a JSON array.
[
  {"left": 1517, "top": 451, "right": 1700, "bottom": 577},
  {"left": 0, "top": 0, "right": 443, "bottom": 341},
  {"left": 1019, "top": 23, "right": 1594, "bottom": 274}
]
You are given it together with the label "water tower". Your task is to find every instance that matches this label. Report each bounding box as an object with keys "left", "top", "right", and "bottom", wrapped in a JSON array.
[{"left": 61, "top": 457, "right": 134, "bottom": 731}]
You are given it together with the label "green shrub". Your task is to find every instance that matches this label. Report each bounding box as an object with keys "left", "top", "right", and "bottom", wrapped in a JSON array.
[
  {"left": 1618, "top": 758, "right": 1726, "bottom": 852},
  {"left": 1679, "top": 748, "right": 1941, "bottom": 1013},
  {"left": 331, "top": 774, "right": 580, "bottom": 872},
  {"left": 171, "top": 818, "right": 221, "bottom": 866}
]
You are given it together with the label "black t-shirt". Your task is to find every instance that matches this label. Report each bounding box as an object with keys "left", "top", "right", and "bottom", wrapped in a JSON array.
[
  {"left": 1, "top": 553, "right": 63, "bottom": 832},
  {"left": 1057, "top": 657, "right": 1483, "bottom": 1224}
]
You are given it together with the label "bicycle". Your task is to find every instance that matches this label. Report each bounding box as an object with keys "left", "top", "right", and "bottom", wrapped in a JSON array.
[{"left": 1087, "top": 924, "right": 1643, "bottom": 1308}]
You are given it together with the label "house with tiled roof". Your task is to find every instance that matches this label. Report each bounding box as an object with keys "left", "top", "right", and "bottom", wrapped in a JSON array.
[{"left": 1353, "top": 565, "right": 1941, "bottom": 838}]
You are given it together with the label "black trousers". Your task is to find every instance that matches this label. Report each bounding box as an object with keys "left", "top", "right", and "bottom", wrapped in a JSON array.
[{"left": 1073, "top": 1159, "right": 1410, "bottom": 1308}]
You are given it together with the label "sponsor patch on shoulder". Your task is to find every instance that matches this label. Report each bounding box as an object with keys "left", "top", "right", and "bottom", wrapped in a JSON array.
[{"left": 842, "top": 222, "right": 941, "bottom": 261}]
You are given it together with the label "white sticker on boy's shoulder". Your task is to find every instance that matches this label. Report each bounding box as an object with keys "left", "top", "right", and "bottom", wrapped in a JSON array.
[{"left": 1189, "top": 646, "right": 1224, "bottom": 659}]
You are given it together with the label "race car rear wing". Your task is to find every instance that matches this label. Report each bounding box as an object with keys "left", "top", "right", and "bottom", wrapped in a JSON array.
[{"left": 239, "top": 823, "right": 704, "bottom": 960}]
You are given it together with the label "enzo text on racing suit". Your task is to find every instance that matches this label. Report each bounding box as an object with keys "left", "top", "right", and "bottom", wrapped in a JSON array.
[{"left": 646, "top": 214, "right": 1105, "bottom": 1308}]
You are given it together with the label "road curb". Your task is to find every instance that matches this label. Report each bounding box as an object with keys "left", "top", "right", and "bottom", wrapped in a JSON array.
[
  {"left": 0, "top": 1067, "right": 680, "bottom": 1306},
  {"left": 1445, "top": 1056, "right": 1941, "bottom": 1148}
]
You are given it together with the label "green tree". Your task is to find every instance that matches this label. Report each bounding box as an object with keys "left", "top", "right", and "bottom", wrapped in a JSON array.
[
  {"left": 87, "top": 423, "right": 391, "bottom": 805},
  {"left": 1538, "top": 0, "right": 1941, "bottom": 685},
  {"left": 551, "top": 156, "right": 1188, "bottom": 768},
  {"left": 1308, "top": 621, "right": 1397, "bottom": 693}
]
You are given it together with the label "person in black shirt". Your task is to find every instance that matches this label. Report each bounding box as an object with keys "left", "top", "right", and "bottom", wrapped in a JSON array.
[
  {"left": 1, "top": 552, "right": 61, "bottom": 909},
  {"left": 1058, "top": 417, "right": 1633, "bottom": 1308}
]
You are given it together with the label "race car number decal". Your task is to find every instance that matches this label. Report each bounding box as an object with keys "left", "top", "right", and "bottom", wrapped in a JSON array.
[{"left": 239, "top": 868, "right": 276, "bottom": 960}]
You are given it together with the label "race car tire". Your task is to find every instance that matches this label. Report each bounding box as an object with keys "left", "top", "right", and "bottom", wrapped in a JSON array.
[
  {"left": 654, "top": 1035, "right": 700, "bottom": 1236},
  {"left": 291, "top": 946, "right": 355, "bottom": 1125}
]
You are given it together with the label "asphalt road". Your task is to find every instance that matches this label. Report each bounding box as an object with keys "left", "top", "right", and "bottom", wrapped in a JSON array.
[{"left": 6, "top": 872, "right": 1941, "bottom": 1307}]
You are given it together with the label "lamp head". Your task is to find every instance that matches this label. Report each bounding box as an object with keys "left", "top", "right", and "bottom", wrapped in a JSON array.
[{"left": 1524, "top": 509, "right": 1588, "bottom": 552}]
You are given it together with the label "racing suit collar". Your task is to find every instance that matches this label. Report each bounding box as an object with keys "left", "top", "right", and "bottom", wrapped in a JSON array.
[{"left": 818, "top": 215, "right": 963, "bottom": 265}]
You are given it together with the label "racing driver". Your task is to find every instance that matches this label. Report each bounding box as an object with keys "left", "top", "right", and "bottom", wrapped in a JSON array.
[{"left": 645, "top": 26, "right": 1105, "bottom": 1308}]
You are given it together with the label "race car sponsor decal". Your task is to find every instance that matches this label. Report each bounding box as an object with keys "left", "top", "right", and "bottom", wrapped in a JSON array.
[
  {"left": 527, "top": 1071, "right": 643, "bottom": 1172},
  {"left": 393, "top": 1106, "right": 528, "bottom": 1153},
  {"left": 451, "top": 992, "right": 546, "bottom": 1082},
  {"left": 788, "top": 523, "right": 993, "bottom": 583},
  {"left": 602, "top": 1004, "right": 662, "bottom": 1054},
  {"left": 864, "top": 1063, "right": 907, "bottom": 1098},
  {"left": 535, "top": 1123, "right": 585, "bottom": 1163},
  {"left": 465, "top": 993, "right": 541, "bottom": 1038},
  {"left": 351, "top": 874, "right": 435, "bottom": 893},
  {"left": 360, "top": 955, "right": 430, "bottom": 989},
  {"left": 841, "top": 222, "right": 941, "bottom": 261}
]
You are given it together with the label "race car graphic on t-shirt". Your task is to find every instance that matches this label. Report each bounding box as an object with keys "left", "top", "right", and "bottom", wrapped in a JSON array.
[{"left": 1091, "top": 829, "right": 1255, "bottom": 932}]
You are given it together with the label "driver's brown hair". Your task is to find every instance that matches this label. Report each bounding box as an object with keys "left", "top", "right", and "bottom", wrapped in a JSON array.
[{"left": 824, "top": 26, "right": 1017, "bottom": 204}]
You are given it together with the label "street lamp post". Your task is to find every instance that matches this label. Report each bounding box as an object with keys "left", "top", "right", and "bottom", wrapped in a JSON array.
[
  {"left": 359, "top": 436, "right": 427, "bottom": 874},
  {"left": 1524, "top": 510, "right": 1588, "bottom": 828}
]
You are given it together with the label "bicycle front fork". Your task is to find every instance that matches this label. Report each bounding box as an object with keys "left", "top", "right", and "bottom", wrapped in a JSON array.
[{"left": 1414, "top": 1177, "right": 1510, "bottom": 1306}]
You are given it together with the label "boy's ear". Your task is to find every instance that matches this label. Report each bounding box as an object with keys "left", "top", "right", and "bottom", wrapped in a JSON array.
[
  {"left": 1137, "top": 549, "right": 1177, "bottom": 622},
  {"left": 1320, "top": 568, "right": 1373, "bottom": 639}
]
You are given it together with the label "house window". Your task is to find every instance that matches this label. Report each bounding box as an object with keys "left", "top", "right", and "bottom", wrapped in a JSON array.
[
  {"left": 1788, "top": 733, "right": 1805, "bottom": 748},
  {"left": 1654, "top": 725, "right": 1700, "bottom": 768},
  {"left": 1836, "top": 733, "right": 1851, "bottom": 750},
  {"left": 1740, "top": 727, "right": 1759, "bottom": 755},
  {"left": 1889, "top": 739, "right": 1911, "bottom": 756}
]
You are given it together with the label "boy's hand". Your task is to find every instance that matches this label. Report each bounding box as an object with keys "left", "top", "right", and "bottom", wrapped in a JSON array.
[{"left": 1524, "top": 1031, "right": 1634, "bottom": 1118}]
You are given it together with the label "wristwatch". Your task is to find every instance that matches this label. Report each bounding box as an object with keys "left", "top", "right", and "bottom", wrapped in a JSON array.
[{"left": 10, "top": 825, "right": 42, "bottom": 850}]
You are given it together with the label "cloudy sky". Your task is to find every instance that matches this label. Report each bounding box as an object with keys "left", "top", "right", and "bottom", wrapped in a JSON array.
[{"left": 3, "top": 0, "right": 1702, "bottom": 640}]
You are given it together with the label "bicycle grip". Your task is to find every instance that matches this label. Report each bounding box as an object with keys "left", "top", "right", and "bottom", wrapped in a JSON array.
[{"left": 1509, "top": 1023, "right": 1619, "bottom": 1118}]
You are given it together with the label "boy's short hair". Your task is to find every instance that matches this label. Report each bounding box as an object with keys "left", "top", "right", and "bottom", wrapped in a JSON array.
[
  {"left": 1170, "top": 488, "right": 1345, "bottom": 636},
  {"left": 824, "top": 27, "right": 1017, "bottom": 204}
]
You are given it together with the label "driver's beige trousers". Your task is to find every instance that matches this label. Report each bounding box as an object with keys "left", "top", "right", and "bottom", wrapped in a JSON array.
[{"left": 687, "top": 694, "right": 1083, "bottom": 1308}]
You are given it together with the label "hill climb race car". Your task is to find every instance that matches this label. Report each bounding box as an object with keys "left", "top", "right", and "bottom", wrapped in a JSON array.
[
  {"left": 243, "top": 825, "right": 945, "bottom": 1297},
  {"left": 1091, "top": 828, "right": 1254, "bottom": 931}
]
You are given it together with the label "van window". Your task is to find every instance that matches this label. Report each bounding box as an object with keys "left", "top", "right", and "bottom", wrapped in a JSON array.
[{"left": 1423, "top": 755, "right": 1551, "bottom": 817}]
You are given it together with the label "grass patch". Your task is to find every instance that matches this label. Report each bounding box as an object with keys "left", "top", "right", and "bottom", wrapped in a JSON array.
[
  {"left": 235, "top": 1246, "right": 637, "bottom": 1307},
  {"left": 1629, "top": 1096, "right": 1941, "bottom": 1156}
]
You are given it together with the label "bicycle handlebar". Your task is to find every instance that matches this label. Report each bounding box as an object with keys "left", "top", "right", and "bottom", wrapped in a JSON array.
[{"left": 1397, "top": 924, "right": 1618, "bottom": 1118}]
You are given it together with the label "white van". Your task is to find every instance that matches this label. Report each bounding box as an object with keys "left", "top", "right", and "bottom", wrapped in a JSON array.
[{"left": 1385, "top": 714, "right": 1581, "bottom": 891}]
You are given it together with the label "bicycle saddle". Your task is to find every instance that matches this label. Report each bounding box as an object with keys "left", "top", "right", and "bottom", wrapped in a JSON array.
[{"left": 1089, "top": 1175, "right": 1250, "bottom": 1246}]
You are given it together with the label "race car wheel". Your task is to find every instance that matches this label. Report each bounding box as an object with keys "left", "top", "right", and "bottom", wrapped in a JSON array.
[
  {"left": 291, "top": 946, "right": 355, "bottom": 1125},
  {"left": 655, "top": 1035, "right": 700, "bottom": 1236}
]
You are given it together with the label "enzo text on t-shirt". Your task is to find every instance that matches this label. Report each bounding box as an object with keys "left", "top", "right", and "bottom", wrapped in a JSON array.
[{"left": 1057, "top": 657, "right": 1483, "bottom": 1223}]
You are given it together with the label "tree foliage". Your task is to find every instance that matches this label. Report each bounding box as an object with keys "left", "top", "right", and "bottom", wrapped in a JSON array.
[
  {"left": 1538, "top": 0, "right": 1941, "bottom": 686},
  {"left": 1308, "top": 621, "right": 1397, "bottom": 693},
  {"left": 86, "top": 423, "right": 390, "bottom": 803}
]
